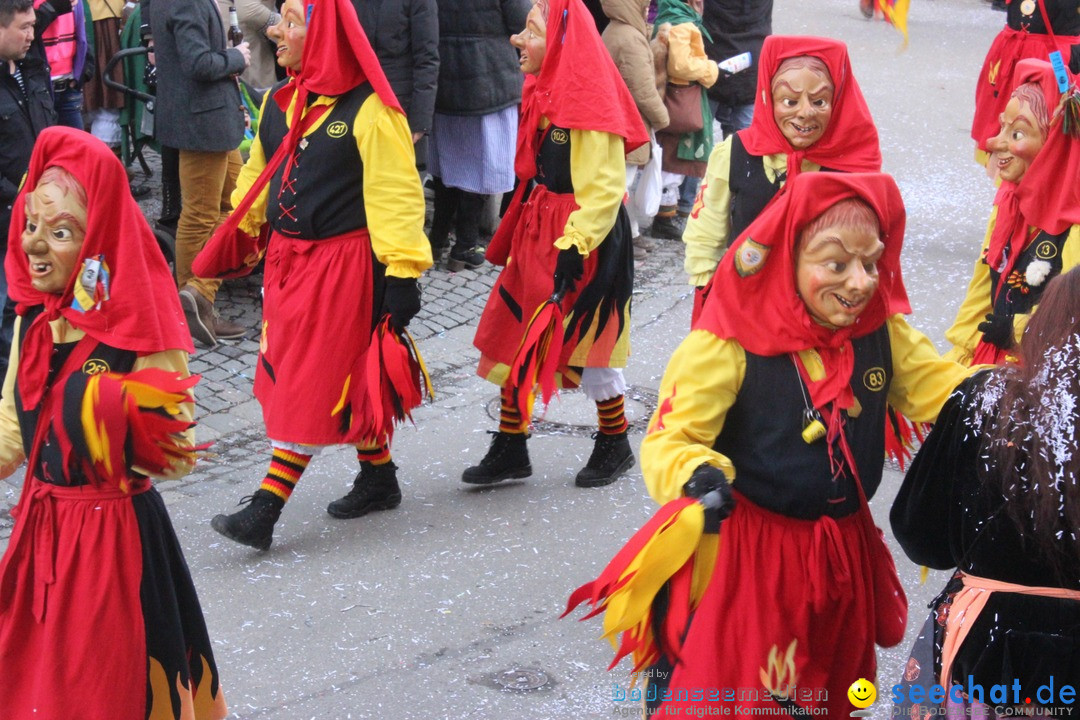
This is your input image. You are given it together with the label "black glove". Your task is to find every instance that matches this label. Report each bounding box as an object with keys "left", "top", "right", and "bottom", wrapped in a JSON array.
[
  {"left": 382, "top": 276, "right": 421, "bottom": 331},
  {"left": 683, "top": 464, "right": 735, "bottom": 531},
  {"left": 977, "top": 312, "right": 1014, "bottom": 349},
  {"left": 553, "top": 247, "right": 584, "bottom": 295}
]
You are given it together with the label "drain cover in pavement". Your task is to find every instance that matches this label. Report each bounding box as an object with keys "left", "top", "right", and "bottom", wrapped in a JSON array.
[{"left": 493, "top": 667, "right": 550, "bottom": 692}]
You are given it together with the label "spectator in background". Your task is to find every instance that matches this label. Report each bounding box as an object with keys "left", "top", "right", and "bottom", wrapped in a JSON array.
[
  {"left": 82, "top": 0, "right": 124, "bottom": 149},
  {"left": 892, "top": 266, "right": 1080, "bottom": 712},
  {"left": 584, "top": 0, "right": 608, "bottom": 31},
  {"left": 669, "top": 0, "right": 772, "bottom": 239},
  {"left": 426, "top": 0, "right": 527, "bottom": 271},
  {"left": 601, "top": 0, "right": 668, "bottom": 258},
  {"left": 150, "top": 0, "right": 250, "bottom": 347},
  {"left": 650, "top": 0, "right": 717, "bottom": 241},
  {"left": 32, "top": 0, "right": 91, "bottom": 129},
  {"left": 354, "top": 0, "right": 438, "bottom": 159},
  {"left": 233, "top": 0, "right": 279, "bottom": 92},
  {"left": 0, "top": 0, "right": 55, "bottom": 387},
  {"left": 700, "top": 0, "right": 771, "bottom": 139}
]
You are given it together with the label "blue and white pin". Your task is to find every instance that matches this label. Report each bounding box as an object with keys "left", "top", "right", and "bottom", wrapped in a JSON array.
[{"left": 72, "top": 254, "right": 110, "bottom": 312}]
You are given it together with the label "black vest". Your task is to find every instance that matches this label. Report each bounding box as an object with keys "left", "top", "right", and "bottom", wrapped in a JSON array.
[
  {"left": 987, "top": 227, "right": 1071, "bottom": 317},
  {"left": 727, "top": 133, "right": 839, "bottom": 242},
  {"left": 14, "top": 307, "right": 137, "bottom": 486},
  {"left": 534, "top": 123, "right": 574, "bottom": 194},
  {"left": 728, "top": 133, "right": 783, "bottom": 241},
  {"left": 714, "top": 325, "right": 892, "bottom": 520},
  {"left": 260, "top": 82, "right": 373, "bottom": 239}
]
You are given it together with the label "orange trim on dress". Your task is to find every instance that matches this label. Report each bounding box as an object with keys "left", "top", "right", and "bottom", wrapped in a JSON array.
[{"left": 939, "top": 572, "right": 1080, "bottom": 687}]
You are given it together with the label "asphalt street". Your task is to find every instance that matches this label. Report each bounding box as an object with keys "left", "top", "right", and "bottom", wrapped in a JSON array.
[{"left": 0, "top": 0, "right": 1008, "bottom": 717}]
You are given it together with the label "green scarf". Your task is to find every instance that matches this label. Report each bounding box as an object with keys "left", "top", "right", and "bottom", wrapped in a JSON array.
[
  {"left": 676, "top": 90, "right": 713, "bottom": 163},
  {"left": 652, "top": 0, "right": 712, "bottom": 43},
  {"left": 653, "top": 0, "right": 714, "bottom": 162}
]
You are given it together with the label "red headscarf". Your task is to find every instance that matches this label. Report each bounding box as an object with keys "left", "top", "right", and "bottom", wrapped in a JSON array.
[
  {"left": 695, "top": 172, "right": 909, "bottom": 413},
  {"left": 4, "top": 127, "right": 193, "bottom": 410},
  {"left": 195, "top": 0, "right": 401, "bottom": 278},
  {"left": 1017, "top": 111, "right": 1080, "bottom": 237},
  {"left": 738, "top": 35, "right": 881, "bottom": 179},
  {"left": 985, "top": 59, "right": 1063, "bottom": 278},
  {"left": 1014, "top": 58, "right": 1080, "bottom": 238},
  {"left": 513, "top": 0, "right": 649, "bottom": 180},
  {"left": 289, "top": 0, "right": 399, "bottom": 110}
]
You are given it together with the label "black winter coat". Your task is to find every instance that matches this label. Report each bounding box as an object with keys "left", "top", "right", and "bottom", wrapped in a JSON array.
[
  {"left": 0, "top": 55, "right": 56, "bottom": 240},
  {"left": 701, "top": 0, "right": 772, "bottom": 108},
  {"left": 354, "top": 0, "right": 439, "bottom": 134},
  {"left": 434, "top": 0, "right": 528, "bottom": 116}
]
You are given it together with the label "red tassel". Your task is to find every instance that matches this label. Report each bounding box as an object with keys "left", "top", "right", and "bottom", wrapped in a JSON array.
[
  {"left": 884, "top": 404, "right": 930, "bottom": 470},
  {"left": 660, "top": 557, "right": 693, "bottom": 664},
  {"left": 360, "top": 316, "right": 433, "bottom": 443},
  {"left": 82, "top": 369, "right": 201, "bottom": 488},
  {"left": 563, "top": 499, "right": 694, "bottom": 619},
  {"left": 505, "top": 295, "right": 565, "bottom": 429}
]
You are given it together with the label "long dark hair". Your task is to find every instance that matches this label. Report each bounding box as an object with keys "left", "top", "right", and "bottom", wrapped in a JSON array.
[{"left": 980, "top": 266, "right": 1080, "bottom": 572}]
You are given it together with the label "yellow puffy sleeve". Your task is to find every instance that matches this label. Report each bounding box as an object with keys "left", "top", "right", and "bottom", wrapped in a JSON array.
[
  {"left": 943, "top": 209, "right": 996, "bottom": 365},
  {"left": 887, "top": 314, "right": 979, "bottom": 423},
  {"left": 682, "top": 146, "right": 815, "bottom": 287},
  {"left": 231, "top": 88, "right": 273, "bottom": 237},
  {"left": 640, "top": 329, "right": 745, "bottom": 505},
  {"left": 682, "top": 137, "right": 732, "bottom": 286},
  {"left": 356, "top": 93, "right": 433, "bottom": 279},
  {"left": 553, "top": 128, "right": 627, "bottom": 256}
]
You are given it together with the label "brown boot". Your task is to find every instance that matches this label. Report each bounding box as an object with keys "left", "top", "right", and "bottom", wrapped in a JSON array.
[
  {"left": 213, "top": 313, "right": 248, "bottom": 340},
  {"left": 179, "top": 285, "right": 217, "bottom": 347}
]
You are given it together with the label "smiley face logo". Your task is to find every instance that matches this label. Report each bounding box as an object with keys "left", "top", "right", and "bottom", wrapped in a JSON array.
[
  {"left": 326, "top": 120, "right": 348, "bottom": 138},
  {"left": 847, "top": 678, "right": 876, "bottom": 708}
]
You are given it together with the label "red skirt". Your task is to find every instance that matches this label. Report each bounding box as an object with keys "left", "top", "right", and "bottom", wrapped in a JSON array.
[
  {"left": 473, "top": 184, "right": 632, "bottom": 386},
  {"left": 255, "top": 229, "right": 377, "bottom": 444},
  {"left": 972, "top": 27, "right": 1079, "bottom": 154},
  {"left": 0, "top": 479, "right": 226, "bottom": 720},
  {"left": 654, "top": 496, "right": 877, "bottom": 718}
]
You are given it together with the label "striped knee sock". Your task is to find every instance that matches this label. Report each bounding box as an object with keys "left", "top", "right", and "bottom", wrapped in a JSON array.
[
  {"left": 499, "top": 385, "right": 528, "bottom": 434},
  {"left": 356, "top": 440, "right": 391, "bottom": 466},
  {"left": 597, "top": 395, "right": 628, "bottom": 435},
  {"left": 259, "top": 447, "right": 313, "bottom": 503}
]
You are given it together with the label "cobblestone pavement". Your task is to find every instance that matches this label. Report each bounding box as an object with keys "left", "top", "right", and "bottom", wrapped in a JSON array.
[{"left": 0, "top": 153, "right": 684, "bottom": 539}]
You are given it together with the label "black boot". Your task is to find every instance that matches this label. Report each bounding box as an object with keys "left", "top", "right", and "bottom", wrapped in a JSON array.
[
  {"left": 326, "top": 461, "right": 402, "bottom": 519},
  {"left": 575, "top": 431, "right": 635, "bottom": 488},
  {"left": 462, "top": 431, "right": 531, "bottom": 484},
  {"left": 210, "top": 490, "right": 283, "bottom": 551},
  {"left": 649, "top": 212, "right": 686, "bottom": 241},
  {"left": 429, "top": 177, "right": 457, "bottom": 260}
]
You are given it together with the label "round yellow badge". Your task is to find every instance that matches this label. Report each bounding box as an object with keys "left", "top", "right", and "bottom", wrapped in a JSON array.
[{"left": 847, "top": 678, "right": 876, "bottom": 708}]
